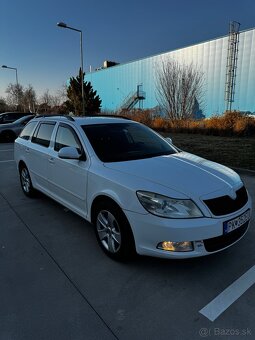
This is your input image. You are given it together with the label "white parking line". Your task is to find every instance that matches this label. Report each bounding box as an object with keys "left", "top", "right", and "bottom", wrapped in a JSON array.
[
  {"left": 199, "top": 265, "right": 255, "bottom": 321},
  {"left": 0, "top": 160, "right": 15, "bottom": 163}
]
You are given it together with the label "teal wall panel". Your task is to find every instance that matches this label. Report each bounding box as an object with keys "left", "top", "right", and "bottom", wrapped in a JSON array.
[{"left": 85, "top": 28, "right": 255, "bottom": 117}]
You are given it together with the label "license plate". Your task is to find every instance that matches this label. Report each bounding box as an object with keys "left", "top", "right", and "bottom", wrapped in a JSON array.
[{"left": 223, "top": 209, "right": 250, "bottom": 234}]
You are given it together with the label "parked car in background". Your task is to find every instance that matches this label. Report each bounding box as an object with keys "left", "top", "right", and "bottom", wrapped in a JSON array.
[
  {"left": 14, "top": 115, "right": 252, "bottom": 261},
  {"left": 0, "top": 112, "right": 32, "bottom": 124},
  {"left": 0, "top": 115, "right": 35, "bottom": 142}
]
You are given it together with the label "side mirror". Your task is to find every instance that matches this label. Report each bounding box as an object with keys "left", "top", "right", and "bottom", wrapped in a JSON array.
[
  {"left": 165, "top": 137, "right": 173, "bottom": 144},
  {"left": 58, "top": 146, "right": 81, "bottom": 160}
]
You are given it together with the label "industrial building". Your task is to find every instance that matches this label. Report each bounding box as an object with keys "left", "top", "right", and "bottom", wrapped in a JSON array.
[{"left": 85, "top": 25, "right": 255, "bottom": 117}]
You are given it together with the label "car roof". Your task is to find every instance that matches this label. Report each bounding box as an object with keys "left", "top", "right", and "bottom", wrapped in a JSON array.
[
  {"left": 33, "top": 115, "right": 136, "bottom": 126},
  {"left": 0, "top": 112, "right": 31, "bottom": 115},
  {"left": 1, "top": 115, "right": 35, "bottom": 126}
]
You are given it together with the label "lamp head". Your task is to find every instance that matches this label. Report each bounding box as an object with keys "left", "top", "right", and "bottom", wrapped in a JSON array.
[{"left": 57, "top": 22, "right": 67, "bottom": 28}]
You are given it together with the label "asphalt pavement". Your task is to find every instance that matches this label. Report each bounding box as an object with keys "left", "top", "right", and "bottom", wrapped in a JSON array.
[{"left": 0, "top": 143, "right": 254, "bottom": 340}]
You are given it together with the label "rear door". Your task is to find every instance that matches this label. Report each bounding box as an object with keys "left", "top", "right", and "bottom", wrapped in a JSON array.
[{"left": 28, "top": 121, "right": 56, "bottom": 192}]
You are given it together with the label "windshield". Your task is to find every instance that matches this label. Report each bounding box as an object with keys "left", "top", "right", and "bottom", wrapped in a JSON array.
[{"left": 82, "top": 122, "right": 177, "bottom": 162}]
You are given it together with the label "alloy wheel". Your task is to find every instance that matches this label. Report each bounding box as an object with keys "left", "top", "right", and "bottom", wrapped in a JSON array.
[
  {"left": 96, "top": 210, "right": 122, "bottom": 253},
  {"left": 21, "top": 167, "right": 31, "bottom": 193}
]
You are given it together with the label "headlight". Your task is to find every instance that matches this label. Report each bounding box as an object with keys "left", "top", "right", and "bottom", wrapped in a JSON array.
[{"left": 136, "top": 191, "right": 203, "bottom": 218}]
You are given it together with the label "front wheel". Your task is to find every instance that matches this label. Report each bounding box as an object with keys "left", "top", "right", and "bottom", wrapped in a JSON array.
[
  {"left": 94, "top": 201, "right": 136, "bottom": 261},
  {"left": 19, "top": 165, "right": 35, "bottom": 197}
]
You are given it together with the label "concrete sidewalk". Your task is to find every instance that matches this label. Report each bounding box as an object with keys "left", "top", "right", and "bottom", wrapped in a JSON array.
[{"left": 0, "top": 192, "right": 116, "bottom": 340}]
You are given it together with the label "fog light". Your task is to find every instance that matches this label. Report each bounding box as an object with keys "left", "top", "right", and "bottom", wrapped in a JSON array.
[{"left": 157, "top": 241, "right": 193, "bottom": 252}]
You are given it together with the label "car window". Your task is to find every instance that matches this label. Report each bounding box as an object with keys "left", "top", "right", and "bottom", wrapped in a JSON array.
[
  {"left": 4, "top": 113, "right": 19, "bottom": 121},
  {"left": 19, "top": 121, "right": 38, "bottom": 140},
  {"left": 82, "top": 123, "right": 177, "bottom": 162},
  {"left": 0, "top": 112, "right": 25, "bottom": 123},
  {"left": 9, "top": 113, "right": 18, "bottom": 119},
  {"left": 2, "top": 114, "right": 10, "bottom": 122},
  {"left": 54, "top": 124, "right": 82, "bottom": 153},
  {"left": 32, "top": 122, "right": 55, "bottom": 147}
]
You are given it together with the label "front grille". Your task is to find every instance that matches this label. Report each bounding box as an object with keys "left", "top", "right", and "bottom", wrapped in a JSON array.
[
  {"left": 203, "top": 186, "right": 248, "bottom": 216},
  {"left": 203, "top": 221, "right": 249, "bottom": 252}
]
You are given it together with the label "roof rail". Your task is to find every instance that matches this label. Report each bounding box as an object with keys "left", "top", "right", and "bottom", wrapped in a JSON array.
[
  {"left": 86, "top": 114, "right": 132, "bottom": 120},
  {"left": 34, "top": 114, "right": 131, "bottom": 121},
  {"left": 34, "top": 114, "right": 75, "bottom": 121}
]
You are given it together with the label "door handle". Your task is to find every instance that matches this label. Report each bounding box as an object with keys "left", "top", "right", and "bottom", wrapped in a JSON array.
[
  {"left": 48, "top": 157, "right": 54, "bottom": 164},
  {"left": 25, "top": 148, "right": 30, "bottom": 153}
]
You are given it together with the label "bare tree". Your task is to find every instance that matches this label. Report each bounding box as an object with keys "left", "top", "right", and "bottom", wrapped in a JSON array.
[
  {"left": 5, "top": 83, "right": 37, "bottom": 112},
  {"left": 40, "top": 89, "right": 54, "bottom": 107},
  {"left": 0, "top": 97, "right": 8, "bottom": 113},
  {"left": 38, "top": 86, "right": 68, "bottom": 113},
  {"left": 22, "top": 85, "right": 37, "bottom": 112},
  {"left": 156, "top": 59, "right": 204, "bottom": 119},
  {"left": 6, "top": 83, "right": 24, "bottom": 109},
  {"left": 56, "top": 83, "right": 68, "bottom": 104},
  {"left": 40, "top": 87, "right": 67, "bottom": 107}
]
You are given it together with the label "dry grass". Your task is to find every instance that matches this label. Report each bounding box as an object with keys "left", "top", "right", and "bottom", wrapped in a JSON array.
[
  {"left": 121, "top": 110, "right": 255, "bottom": 137},
  {"left": 163, "top": 132, "right": 255, "bottom": 171},
  {"left": 117, "top": 110, "right": 255, "bottom": 170}
]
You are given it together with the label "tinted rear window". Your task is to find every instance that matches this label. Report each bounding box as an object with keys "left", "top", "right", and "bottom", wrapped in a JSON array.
[
  {"left": 32, "top": 123, "right": 55, "bottom": 147},
  {"left": 20, "top": 121, "right": 38, "bottom": 140}
]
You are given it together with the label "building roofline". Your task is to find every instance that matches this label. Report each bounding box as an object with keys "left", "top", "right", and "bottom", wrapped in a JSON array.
[{"left": 87, "top": 26, "right": 255, "bottom": 75}]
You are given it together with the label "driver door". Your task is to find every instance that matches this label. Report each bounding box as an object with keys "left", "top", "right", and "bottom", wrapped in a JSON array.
[{"left": 47, "top": 123, "right": 89, "bottom": 218}]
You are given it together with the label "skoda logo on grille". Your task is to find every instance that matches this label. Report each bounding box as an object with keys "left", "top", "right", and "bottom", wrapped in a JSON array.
[{"left": 229, "top": 189, "right": 237, "bottom": 200}]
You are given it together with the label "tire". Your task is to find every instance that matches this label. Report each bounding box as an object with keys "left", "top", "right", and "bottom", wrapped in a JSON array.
[
  {"left": 93, "top": 200, "right": 136, "bottom": 261},
  {"left": 19, "top": 165, "right": 35, "bottom": 197}
]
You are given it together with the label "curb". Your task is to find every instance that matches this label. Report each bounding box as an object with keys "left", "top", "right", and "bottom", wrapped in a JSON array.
[{"left": 231, "top": 167, "right": 255, "bottom": 176}]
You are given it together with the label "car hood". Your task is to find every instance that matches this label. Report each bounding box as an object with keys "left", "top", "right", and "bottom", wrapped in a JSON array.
[{"left": 104, "top": 152, "right": 242, "bottom": 198}]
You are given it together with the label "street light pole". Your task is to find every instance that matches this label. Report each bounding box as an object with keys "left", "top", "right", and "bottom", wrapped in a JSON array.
[
  {"left": 2, "top": 65, "right": 19, "bottom": 107},
  {"left": 80, "top": 30, "right": 85, "bottom": 116},
  {"left": 2, "top": 65, "right": 19, "bottom": 86},
  {"left": 57, "top": 22, "right": 85, "bottom": 115}
]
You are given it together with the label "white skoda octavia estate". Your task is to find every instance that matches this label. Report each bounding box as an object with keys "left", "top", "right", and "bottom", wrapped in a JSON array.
[{"left": 14, "top": 115, "right": 252, "bottom": 260}]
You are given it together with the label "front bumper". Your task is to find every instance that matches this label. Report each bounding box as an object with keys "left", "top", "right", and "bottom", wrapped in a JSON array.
[{"left": 124, "top": 201, "right": 252, "bottom": 259}]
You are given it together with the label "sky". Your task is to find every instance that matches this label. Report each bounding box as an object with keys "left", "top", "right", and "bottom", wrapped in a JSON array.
[{"left": 1, "top": 0, "right": 255, "bottom": 100}]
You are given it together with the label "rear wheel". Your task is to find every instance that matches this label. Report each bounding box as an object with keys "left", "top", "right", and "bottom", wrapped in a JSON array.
[
  {"left": 19, "top": 165, "right": 35, "bottom": 197},
  {"left": 94, "top": 200, "right": 136, "bottom": 261}
]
